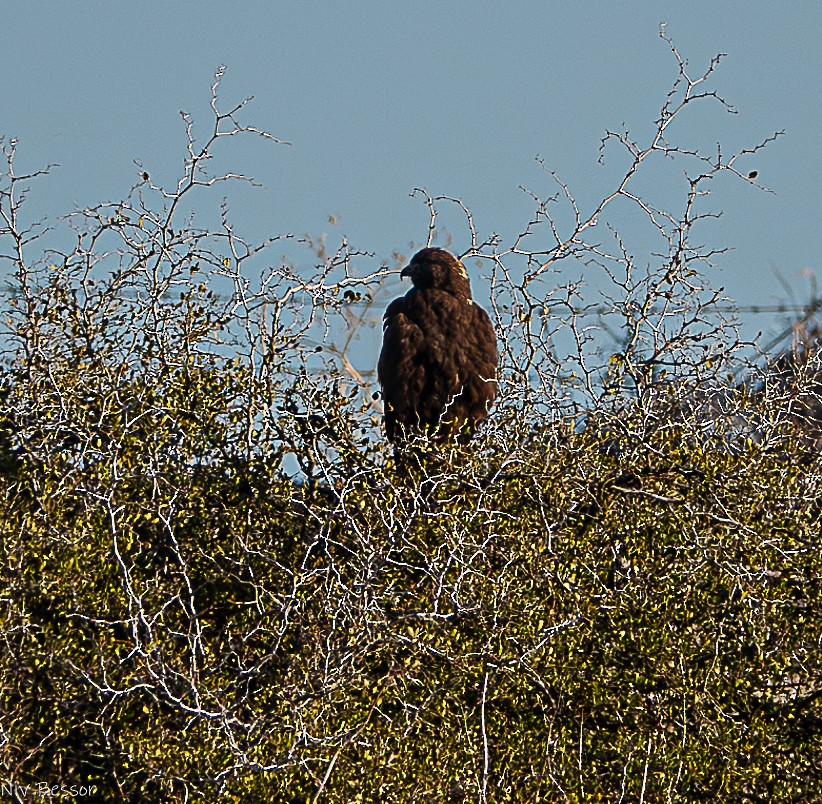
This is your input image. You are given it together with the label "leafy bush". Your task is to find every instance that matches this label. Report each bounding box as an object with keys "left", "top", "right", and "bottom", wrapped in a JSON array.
[{"left": 1, "top": 40, "right": 820, "bottom": 803}]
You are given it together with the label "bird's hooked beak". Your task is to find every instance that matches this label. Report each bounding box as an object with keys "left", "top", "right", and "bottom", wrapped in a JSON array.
[{"left": 400, "top": 263, "right": 414, "bottom": 280}]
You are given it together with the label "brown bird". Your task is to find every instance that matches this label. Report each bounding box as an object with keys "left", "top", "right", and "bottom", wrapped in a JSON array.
[{"left": 378, "top": 247, "right": 498, "bottom": 444}]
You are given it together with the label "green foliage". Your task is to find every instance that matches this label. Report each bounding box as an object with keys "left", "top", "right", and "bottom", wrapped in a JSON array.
[{"left": 1, "top": 366, "right": 820, "bottom": 801}]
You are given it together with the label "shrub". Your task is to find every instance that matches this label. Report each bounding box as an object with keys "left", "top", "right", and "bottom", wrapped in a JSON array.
[{"left": 1, "top": 39, "right": 819, "bottom": 803}]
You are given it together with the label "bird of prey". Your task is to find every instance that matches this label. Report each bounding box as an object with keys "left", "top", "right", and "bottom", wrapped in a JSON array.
[{"left": 378, "top": 247, "right": 498, "bottom": 444}]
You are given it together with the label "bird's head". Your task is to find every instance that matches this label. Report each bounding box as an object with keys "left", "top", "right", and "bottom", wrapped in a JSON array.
[{"left": 401, "top": 248, "right": 472, "bottom": 297}]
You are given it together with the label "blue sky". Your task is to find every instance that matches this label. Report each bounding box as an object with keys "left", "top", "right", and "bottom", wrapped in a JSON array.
[{"left": 2, "top": 1, "right": 820, "bottom": 362}]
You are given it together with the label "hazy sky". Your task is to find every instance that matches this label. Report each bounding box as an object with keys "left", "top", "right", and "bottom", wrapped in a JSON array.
[{"left": 3, "top": 1, "right": 820, "bottom": 358}]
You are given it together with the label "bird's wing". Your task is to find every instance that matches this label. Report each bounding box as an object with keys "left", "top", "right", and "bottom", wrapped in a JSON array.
[
  {"left": 382, "top": 297, "right": 407, "bottom": 329},
  {"left": 472, "top": 305, "right": 499, "bottom": 372},
  {"left": 378, "top": 296, "right": 428, "bottom": 440}
]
